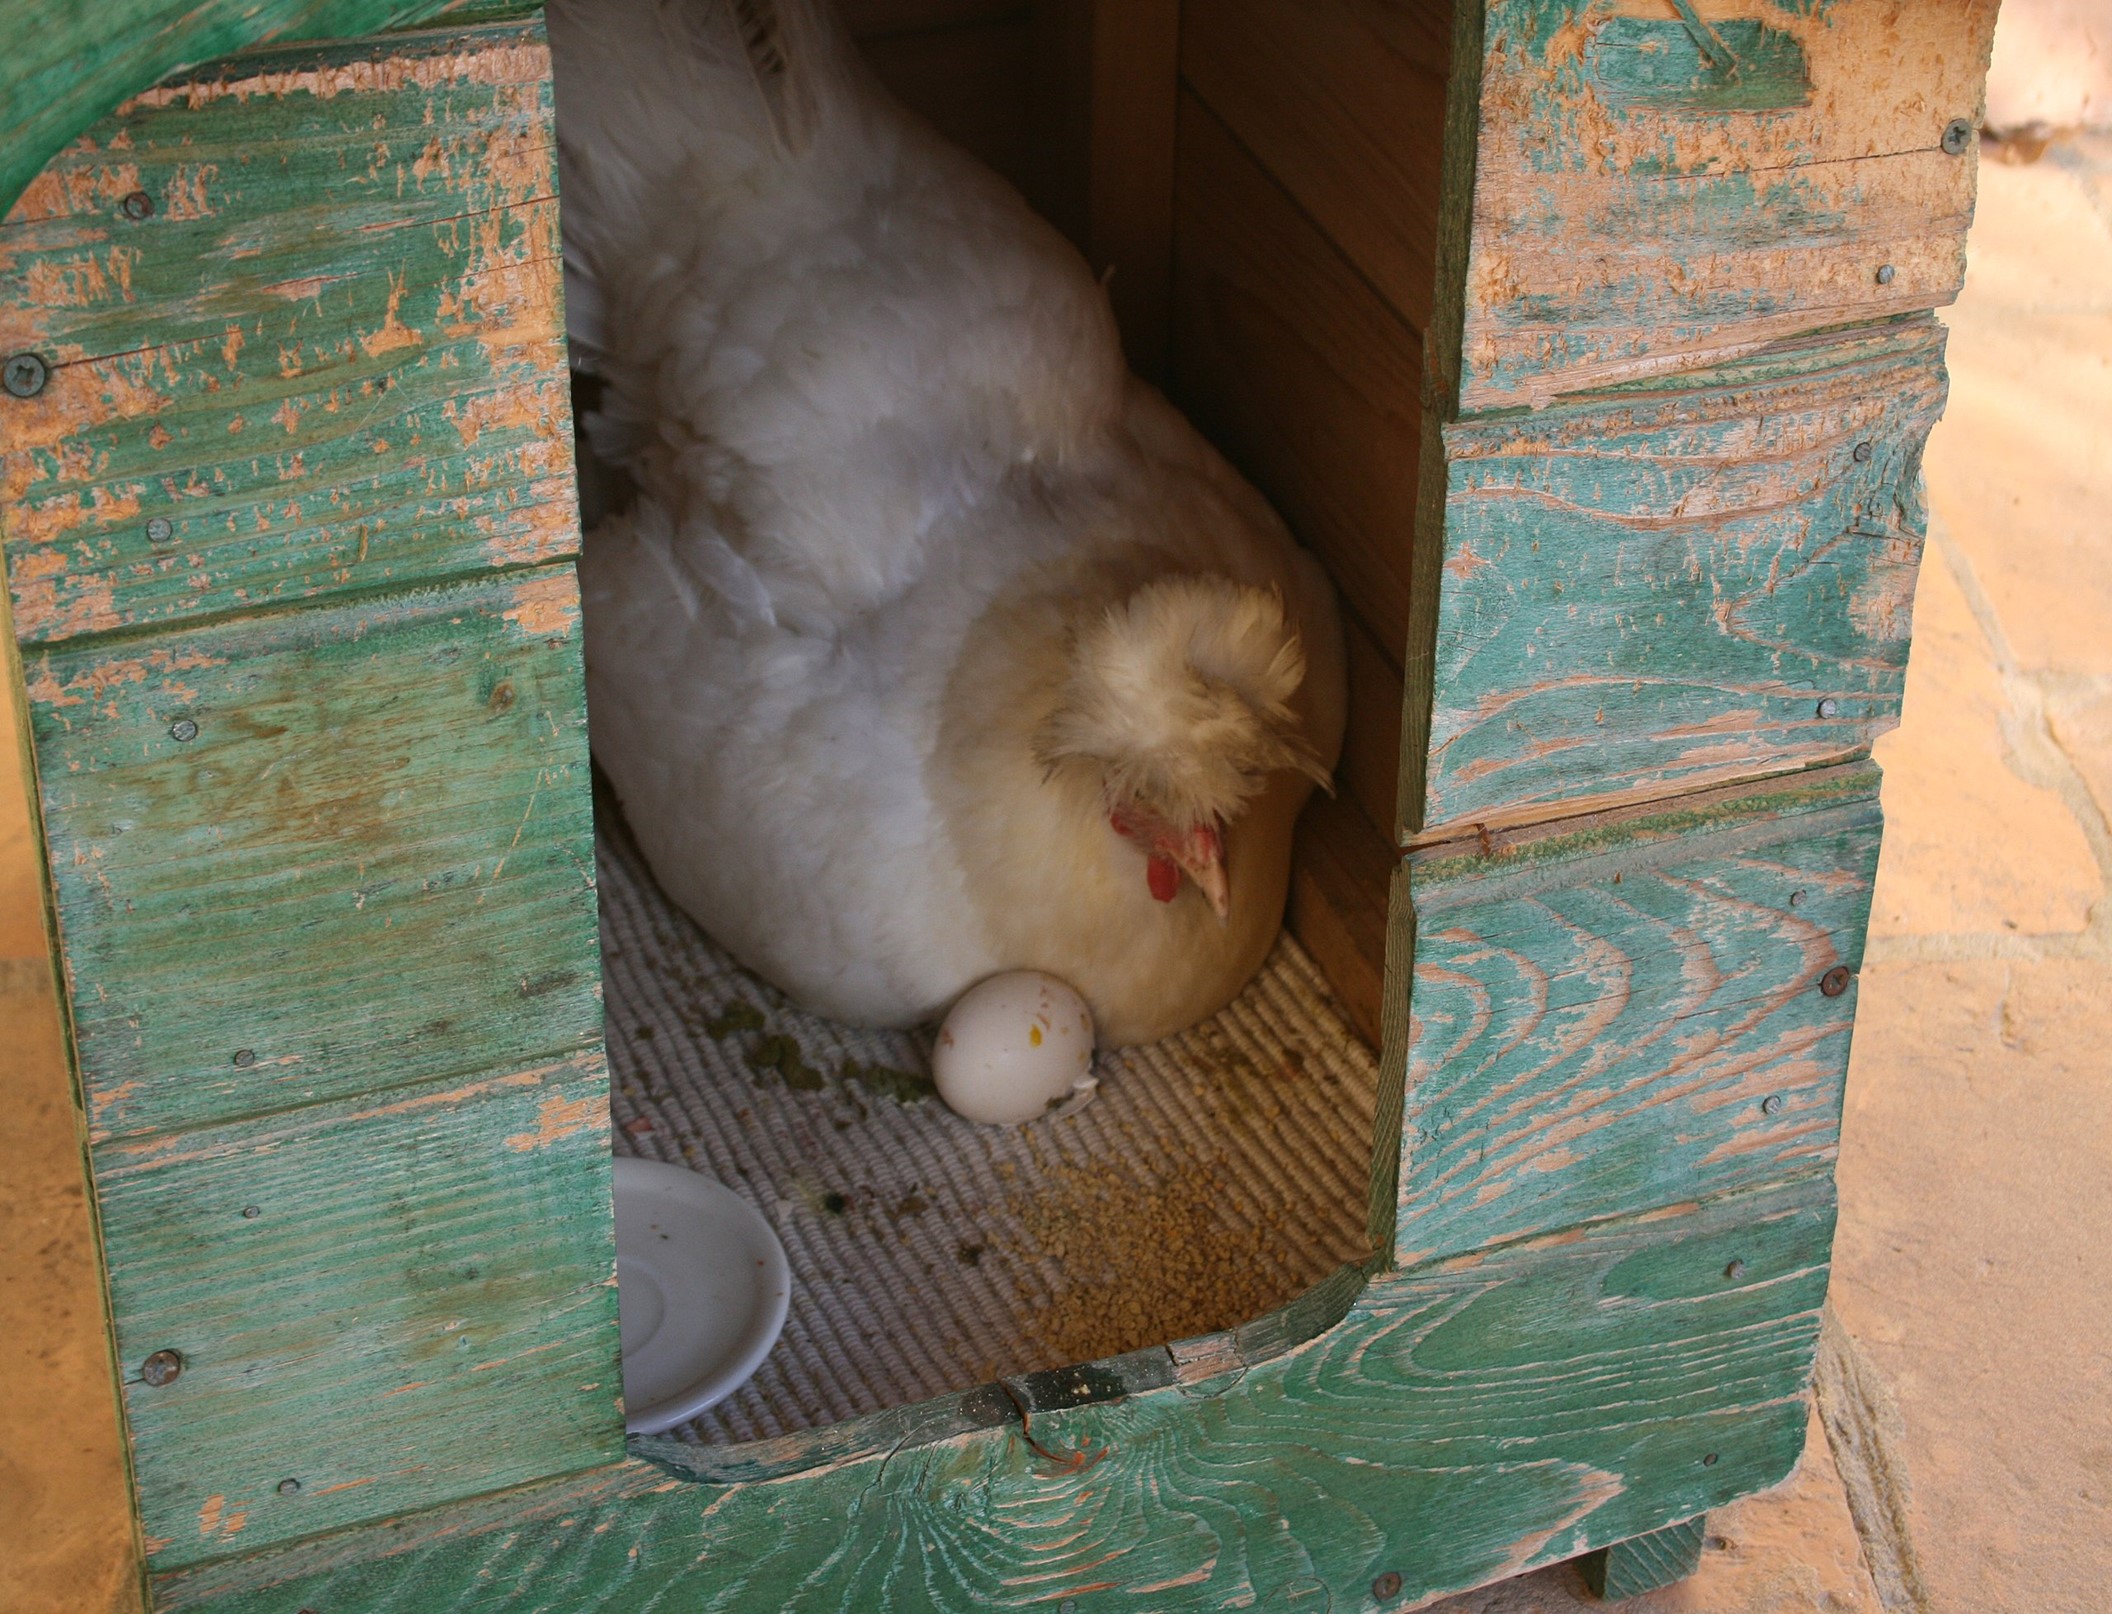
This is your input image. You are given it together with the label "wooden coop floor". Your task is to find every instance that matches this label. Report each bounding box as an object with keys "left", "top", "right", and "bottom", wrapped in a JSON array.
[{"left": 594, "top": 793, "right": 1380, "bottom": 1444}]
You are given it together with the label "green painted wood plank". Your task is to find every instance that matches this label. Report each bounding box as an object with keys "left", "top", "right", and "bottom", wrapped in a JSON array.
[
  {"left": 1398, "top": 764, "right": 1879, "bottom": 1267},
  {"left": 0, "top": 1, "right": 481, "bottom": 222},
  {"left": 1456, "top": 0, "right": 1999, "bottom": 409},
  {"left": 95, "top": 1047, "right": 619, "bottom": 1569},
  {"left": 1410, "top": 320, "right": 1945, "bottom": 835},
  {"left": 1580, "top": 1514, "right": 1707, "bottom": 1600},
  {"left": 152, "top": 1179, "right": 1832, "bottom": 1612},
  {"left": 24, "top": 567, "right": 600, "bottom": 1140},
  {"left": 0, "top": 19, "right": 575, "bottom": 645}
]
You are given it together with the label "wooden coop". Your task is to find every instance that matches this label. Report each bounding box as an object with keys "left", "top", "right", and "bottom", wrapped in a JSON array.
[{"left": 0, "top": 0, "right": 2000, "bottom": 1608}]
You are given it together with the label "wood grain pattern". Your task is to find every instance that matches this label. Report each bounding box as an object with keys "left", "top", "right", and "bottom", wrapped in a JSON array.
[
  {"left": 1456, "top": 0, "right": 2001, "bottom": 409},
  {"left": 1580, "top": 1514, "right": 1707, "bottom": 1600},
  {"left": 26, "top": 569, "right": 600, "bottom": 1140},
  {"left": 0, "top": 21, "right": 575, "bottom": 646},
  {"left": 0, "top": 0, "right": 471, "bottom": 218},
  {"left": 1399, "top": 765, "right": 1880, "bottom": 1267},
  {"left": 1170, "top": 92, "right": 1424, "bottom": 673},
  {"left": 152, "top": 1179, "right": 1831, "bottom": 1612},
  {"left": 1410, "top": 319, "right": 1947, "bottom": 836},
  {"left": 1179, "top": 0, "right": 1453, "bottom": 335},
  {"left": 98, "top": 1047, "right": 619, "bottom": 1569}
]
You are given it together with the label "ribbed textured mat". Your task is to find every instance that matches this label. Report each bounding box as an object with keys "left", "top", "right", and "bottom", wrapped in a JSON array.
[{"left": 598, "top": 805, "right": 1380, "bottom": 1445}]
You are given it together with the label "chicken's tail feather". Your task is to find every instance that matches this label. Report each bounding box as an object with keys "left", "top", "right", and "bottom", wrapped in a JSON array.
[{"left": 548, "top": 0, "right": 856, "bottom": 361}]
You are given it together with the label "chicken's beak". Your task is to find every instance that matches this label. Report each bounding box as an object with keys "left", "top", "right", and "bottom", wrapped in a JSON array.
[{"left": 1176, "top": 823, "right": 1230, "bottom": 922}]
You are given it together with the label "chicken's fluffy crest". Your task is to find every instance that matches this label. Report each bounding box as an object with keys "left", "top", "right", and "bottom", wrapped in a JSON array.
[{"left": 1034, "top": 576, "right": 1330, "bottom": 828}]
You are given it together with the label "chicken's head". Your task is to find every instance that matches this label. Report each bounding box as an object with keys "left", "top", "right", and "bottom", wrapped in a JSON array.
[{"left": 1034, "top": 576, "right": 1330, "bottom": 918}]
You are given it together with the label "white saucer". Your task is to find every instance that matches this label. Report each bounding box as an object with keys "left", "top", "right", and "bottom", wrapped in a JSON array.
[{"left": 612, "top": 1157, "right": 790, "bottom": 1434}]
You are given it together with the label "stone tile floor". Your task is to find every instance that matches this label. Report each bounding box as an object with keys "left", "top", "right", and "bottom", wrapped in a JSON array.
[{"left": 3, "top": 129, "right": 2107, "bottom": 1614}]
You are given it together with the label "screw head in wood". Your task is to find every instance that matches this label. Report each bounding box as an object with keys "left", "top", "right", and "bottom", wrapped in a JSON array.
[
  {"left": 121, "top": 189, "right": 155, "bottom": 220},
  {"left": 1817, "top": 698, "right": 1839, "bottom": 718},
  {"left": 1821, "top": 966, "right": 1854, "bottom": 998},
  {"left": 141, "top": 1349, "right": 184, "bottom": 1386},
  {"left": 1761, "top": 1093, "right": 1785, "bottom": 1115},
  {"left": 241, "top": 1205, "right": 261, "bottom": 1219},
  {"left": 277, "top": 1477, "right": 302, "bottom": 1495},
  {"left": 233, "top": 1049, "right": 256, "bottom": 1067},
  {"left": 169, "top": 718, "right": 199, "bottom": 743},
  {"left": 1373, "top": 1571, "right": 1404, "bottom": 1600},
  {"left": 1853, "top": 441, "right": 1874, "bottom": 463},
  {"left": 1724, "top": 1259, "right": 1747, "bottom": 1280},
  {"left": 3, "top": 352, "right": 48, "bottom": 398},
  {"left": 1942, "top": 118, "right": 1974, "bottom": 156},
  {"left": 1876, "top": 264, "right": 1896, "bottom": 285},
  {"left": 1703, "top": 1452, "right": 1720, "bottom": 1466},
  {"left": 147, "top": 517, "right": 173, "bottom": 544}
]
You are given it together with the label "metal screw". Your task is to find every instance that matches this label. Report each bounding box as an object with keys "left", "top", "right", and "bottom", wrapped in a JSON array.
[
  {"left": 3, "top": 352, "right": 49, "bottom": 398},
  {"left": 1373, "top": 1571, "right": 1404, "bottom": 1600},
  {"left": 232, "top": 1049, "right": 256, "bottom": 1068},
  {"left": 1703, "top": 1452, "right": 1720, "bottom": 1467},
  {"left": 121, "top": 189, "right": 155, "bottom": 220},
  {"left": 1821, "top": 966, "right": 1854, "bottom": 998},
  {"left": 241, "top": 1205, "right": 261, "bottom": 1219},
  {"left": 1853, "top": 441, "right": 1874, "bottom": 463},
  {"left": 1876, "top": 264, "right": 1896, "bottom": 285},
  {"left": 1817, "top": 698, "right": 1839, "bottom": 719},
  {"left": 147, "top": 517, "right": 173, "bottom": 544},
  {"left": 169, "top": 718, "right": 198, "bottom": 743},
  {"left": 1761, "top": 1093, "right": 1785, "bottom": 1116},
  {"left": 141, "top": 1350, "right": 184, "bottom": 1387},
  {"left": 277, "top": 1477, "right": 302, "bottom": 1495},
  {"left": 1788, "top": 890, "right": 1806, "bottom": 907},
  {"left": 1724, "top": 1259, "right": 1747, "bottom": 1281},
  {"left": 1942, "top": 118, "right": 1974, "bottom": 157}
]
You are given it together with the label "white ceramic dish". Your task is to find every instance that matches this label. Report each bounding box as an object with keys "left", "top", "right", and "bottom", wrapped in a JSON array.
[{"left": 612, "top": 1156, "right": 791, "bottom": 1434}]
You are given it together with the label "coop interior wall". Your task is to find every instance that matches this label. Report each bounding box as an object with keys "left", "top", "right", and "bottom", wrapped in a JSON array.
[{"left": 835, "top": 0, "right": 1451, "bottom": 1046}]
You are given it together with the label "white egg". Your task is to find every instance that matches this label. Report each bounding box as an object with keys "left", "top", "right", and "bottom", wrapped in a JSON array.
[{"left": 933, "top": 971, "right": 1097, "bottom": 1126}]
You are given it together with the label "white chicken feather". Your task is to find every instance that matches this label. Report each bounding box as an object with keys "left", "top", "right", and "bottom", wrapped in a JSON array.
[{"left": 548, "top": 0, "right": 1346, "bottom": 1046}]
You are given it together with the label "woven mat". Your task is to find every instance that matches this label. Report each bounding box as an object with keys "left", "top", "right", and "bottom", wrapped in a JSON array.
[{"left": 598, "top": 801, "right": 1380, "bottom": 1445}]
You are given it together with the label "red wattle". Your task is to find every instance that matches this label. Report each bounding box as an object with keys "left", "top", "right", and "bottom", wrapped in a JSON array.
[{"left": 1147, "top": 855, "right": 1180, "bottom": 903}]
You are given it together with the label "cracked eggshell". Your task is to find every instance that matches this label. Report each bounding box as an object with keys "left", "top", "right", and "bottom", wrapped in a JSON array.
[{"left": 933, "top": 971, "right": 1096, "bottom": 1126}]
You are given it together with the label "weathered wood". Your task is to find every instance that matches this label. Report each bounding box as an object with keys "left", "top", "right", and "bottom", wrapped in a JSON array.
[
  {"left": 151, "top": 1179, "right": 1830, "bottom": 1612},
  {"left": 0, "top": 21, "right": 574, "bottom": 646},
  {"left": 0, "top": 1, "right": 478, "bottom": 219},
  {"left": 1409, "top": 319, "right": 1947, "bottom": 836},
  {"left": 24, "top": 569, "right": 600, "bottom": 1140},
  {"left": 99, "top": 1047, "right": 619, "bottom": 1568},
  {"left": 1398, "top": 764, "right": 1879, "bottom": 1266},
  {"left": 1169, "top": 91, "right": 1424, "bottom": 675},
  {"left": 1579, "top": 1515, "right": 1707, "bottom": 1601},
  {"left": 1179, "top": 0, "right": 1453, "bottom": 333},
  {"left": 1455, "top": 0, "right": 2000, "bottom": 410}
]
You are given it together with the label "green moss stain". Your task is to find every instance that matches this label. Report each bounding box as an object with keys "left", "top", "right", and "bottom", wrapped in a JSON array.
[{"left": 845, "top": 1057, "right": 935, "bottom": 1105}]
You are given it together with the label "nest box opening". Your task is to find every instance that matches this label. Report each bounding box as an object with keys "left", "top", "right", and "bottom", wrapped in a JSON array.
[{"left": 575, "top": 0, "right": 1446, "bottom": 1445}]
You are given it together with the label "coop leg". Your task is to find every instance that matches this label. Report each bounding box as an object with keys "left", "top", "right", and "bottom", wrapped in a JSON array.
[{"left": 1580, "top": 1515, "right": 1707, "bottom": 1601}]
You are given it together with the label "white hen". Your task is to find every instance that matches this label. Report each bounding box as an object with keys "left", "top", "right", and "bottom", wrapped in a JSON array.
[{"left": 548, "top": 0, "right": 1345, "bottom": 1046}]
